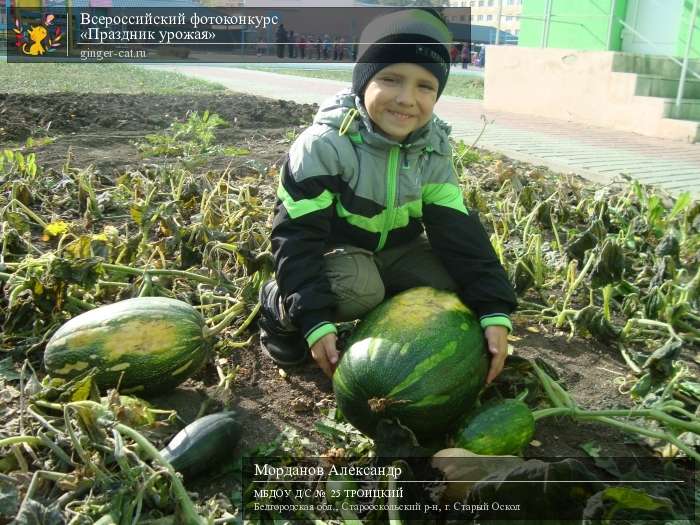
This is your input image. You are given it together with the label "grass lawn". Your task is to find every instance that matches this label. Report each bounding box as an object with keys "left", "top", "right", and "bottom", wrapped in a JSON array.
[
  {"left": 0, "top": 63, "right": 227, "bottom": 94},
  {"left": 235, "top": 65, "right": 484, "bottom": 99}
]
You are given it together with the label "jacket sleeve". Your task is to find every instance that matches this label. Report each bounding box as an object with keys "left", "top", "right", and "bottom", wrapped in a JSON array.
[
  {"left": 422, "top": 157, "right": 517, "bottom": 330},
  {"left": 270, "top": 133, "right": 341, "bottom": 345}
]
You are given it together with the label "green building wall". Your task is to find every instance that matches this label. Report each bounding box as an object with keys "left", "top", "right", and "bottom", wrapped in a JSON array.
[
  {"left": 677, "top": 0, "right": 700, "bottom": 59},
  {"left": 519, "top": 0, "right": 628, "bottom": 51},
  {"left": 519, "top": 0, "right": 700, "bottom": 58}
]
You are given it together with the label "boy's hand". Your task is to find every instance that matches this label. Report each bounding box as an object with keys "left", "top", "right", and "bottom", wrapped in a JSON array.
[
  {"left": 310, "top": 333, "right": 339, "bottom": 378},
  {"left": 484, "top": 325, "right": 509, "bottom": 384}
]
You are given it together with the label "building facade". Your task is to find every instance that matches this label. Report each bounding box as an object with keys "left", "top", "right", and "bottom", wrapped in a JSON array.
[{"left": 448, "top": 0, "right": 523, "bottom": 38}]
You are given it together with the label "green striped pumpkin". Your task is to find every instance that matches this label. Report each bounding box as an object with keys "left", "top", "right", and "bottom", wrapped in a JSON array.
[
  {"left": 453, "top": 399, "right": 535, "bottom": 455},
  {"left": 44, "top": 297, "right": 209, "bottom": 394},
  {"left": 333, "top": 287, "right": 488, "bottom": 442}
]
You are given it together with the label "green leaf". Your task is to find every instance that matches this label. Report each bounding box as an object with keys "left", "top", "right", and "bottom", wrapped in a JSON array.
[
  {"left": 222, "top": 146, "right": 250, "bottom": 156},
  {"left": 600, "top": 486, "right": 672, "bottom": 511},
  {"left": 64, "top": 235, "right": 92, "bottom": 259},
  {"left": 314, "top": 418, "right": 357, "bottom": 440},
  {"left": 583, "top": 486, "right": 674, "bottom": 521},
  {"left": 467, "top": 458, "right": 599, "bottom": 521},
  {"left": 0, "top": 477, "right": 19, "bottom": 519},
  {"left": 66, "top": 374, "right": 97, "bottom": 402},
  {"left": 0, "top": 357, "right": 20, "bottom": 382},
  {"left": 677, "top": 380, "right": 700, "bottom": 402},
  {"left": 668, "top": 192, "right": 692, "bottom": 221},
  {"left": 580, "top": 441, "right": 601, "bottom": 457},
  {"left": 5, "top": 211, "right": 30, "bottom": 234},
  {"left": 48, "top": 257, "right": 102, "bottom": 287},
  {"left": 13, "top": 498, "right": 64, "bottom": 525}
]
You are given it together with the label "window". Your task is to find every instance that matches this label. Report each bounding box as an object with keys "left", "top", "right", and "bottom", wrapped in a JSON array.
[
  {"left": 486, "top": 15, "right": 493, "bottom": 21},
  {"left": 488, "top": 0, "right": 494, "bottom": 6},
  {"left": 478, "top": 14, "right": 484, "bottom": 21},
  {"left": 460, "top": 15, "right": 466, "bottom": 21},
  {"left": 478, "top": 1, "right": 485, "bottom": 7}
]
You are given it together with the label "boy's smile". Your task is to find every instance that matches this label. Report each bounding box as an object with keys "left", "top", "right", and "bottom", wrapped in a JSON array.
[{"left": 363, "top": 63, "right": 439, "bottom": 143}]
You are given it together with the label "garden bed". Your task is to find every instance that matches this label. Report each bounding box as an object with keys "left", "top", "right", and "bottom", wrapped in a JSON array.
[{"left": 0, "top": 87, "right": 697, "bottom": 523}]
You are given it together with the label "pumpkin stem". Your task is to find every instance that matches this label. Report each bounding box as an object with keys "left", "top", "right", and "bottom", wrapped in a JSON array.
[{"left": 368, "top": 397, "right": 409, "bottom": 413}]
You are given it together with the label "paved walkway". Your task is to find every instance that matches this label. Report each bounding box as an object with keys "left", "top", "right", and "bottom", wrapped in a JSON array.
[{"left": 150, "top": 65, "right": 700, "bottom": 196}]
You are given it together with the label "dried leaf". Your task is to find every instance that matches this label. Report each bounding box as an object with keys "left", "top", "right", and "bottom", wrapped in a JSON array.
[
  {"left": 642, "top": 338, "right": 683, "bottom": 381},
  {"left": 574, "top": 306, "right": 621, "bottom": 343},
  {"left": 590, "top": 238, "right": 625, "bottom": 288}
]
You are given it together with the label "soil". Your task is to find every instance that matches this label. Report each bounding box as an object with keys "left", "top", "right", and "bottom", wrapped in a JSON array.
[{"left": 0, "top": 90, "right": 671, "bottom": 510}]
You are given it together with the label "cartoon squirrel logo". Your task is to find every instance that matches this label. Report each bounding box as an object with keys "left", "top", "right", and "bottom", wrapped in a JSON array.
[
  {"left": 24, "top": 25, "right": 48, "bottom": 55},
  {"left": 14, "top": 14, "right": 62, "bottom": 56}
]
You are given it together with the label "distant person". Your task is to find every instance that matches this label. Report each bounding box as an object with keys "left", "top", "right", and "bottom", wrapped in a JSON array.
[
  {"left": 478, "top": 46, "right": 486, "bottom": 68},
  {"left": 287, "top": 30, "right": 295, "bottom": 59},
  {"left": 450, "top": 43, "right": 458, "bottom": 64},
  {"left": 338, "top": 36, "right": 346, "bottom": 61},
  {"left": 276, "top": 24, "right": 287, "bottom": 58},
  {"left": 461, "top": 44, "right": 469, "bottom": 69},
  {"left": 315, "top": 36, "right": 322, "bottom": 59},
  {"left": 323, "top": 34, "right": 331, "bottom": 60},
  {"left": 299, "top": 34, "right": 307, "bottom": 59},
  {"left": 333, "top": 36, "right": 345, "bottom": 61}
]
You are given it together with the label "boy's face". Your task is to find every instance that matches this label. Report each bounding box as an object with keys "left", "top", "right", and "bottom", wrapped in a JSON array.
[{"left": 363, "top": 63, "right": 439, "bottom": 143}]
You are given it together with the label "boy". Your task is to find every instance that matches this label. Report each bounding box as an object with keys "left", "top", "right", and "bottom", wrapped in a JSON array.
[{"left": 259, "top": 9, "right": 517, "bottom": 381}]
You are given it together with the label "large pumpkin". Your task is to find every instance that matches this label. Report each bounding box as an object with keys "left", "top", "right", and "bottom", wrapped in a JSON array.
[
  {"left": 333, "top": 287, "right": 489, "bottom": 442},
  {"left": 44, "top": 297, "right": 209, "bottom": 394}
]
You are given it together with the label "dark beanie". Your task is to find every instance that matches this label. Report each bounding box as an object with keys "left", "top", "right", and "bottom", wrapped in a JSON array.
[{"left": 352, "top": 9, "right": 452, "bottom": 100}]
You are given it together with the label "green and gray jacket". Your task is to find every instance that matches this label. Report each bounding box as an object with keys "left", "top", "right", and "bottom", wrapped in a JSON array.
[{"left": 271, "top": 89, "right": 517, "bottom": 346}]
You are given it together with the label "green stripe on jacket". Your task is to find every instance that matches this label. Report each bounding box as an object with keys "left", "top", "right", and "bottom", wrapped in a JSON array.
[
  {"left": 278, "top": 181, "right": 466, "bottom": 230},
  {"left": 422, "top": 183, "right": 468, "bottom": 214},
  {"left": 277, "top": 183, "right": 334, "bottom": 219},
  {"left": 336, "top": 199, "right": 423, "bottom": 233}
]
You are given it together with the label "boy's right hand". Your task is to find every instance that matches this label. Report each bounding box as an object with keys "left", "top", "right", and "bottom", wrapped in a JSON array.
[{"left": 310, "top": 333, "right": 339, "bottom": 378}]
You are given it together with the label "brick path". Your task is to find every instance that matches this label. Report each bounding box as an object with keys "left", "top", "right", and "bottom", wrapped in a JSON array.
[{"left": 150, "top": 65, "right": 700, "bottom": 196}]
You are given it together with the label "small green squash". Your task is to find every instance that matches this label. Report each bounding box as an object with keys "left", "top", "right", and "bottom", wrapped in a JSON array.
[
  {"left": 44, "top": 297, "right": 208, "bottom": 394},
  {"left": 453, "top": 399, "right": 535, "bottom": 455},
  {"left": 333, "top": 287, "right": 489, "bottom": 442},
  {"left": 160, "top": 412, "right": 241, "bottom": 479}
]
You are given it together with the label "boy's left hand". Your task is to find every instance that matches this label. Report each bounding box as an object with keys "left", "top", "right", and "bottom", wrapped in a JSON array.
[{"left": 484, "top": 325, "right": 509, "bottom": 384}]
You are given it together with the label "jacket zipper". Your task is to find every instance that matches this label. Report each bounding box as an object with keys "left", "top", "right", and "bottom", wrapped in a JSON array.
[{"left": 377, "top": 145, "right": 400, "bottom": 251}]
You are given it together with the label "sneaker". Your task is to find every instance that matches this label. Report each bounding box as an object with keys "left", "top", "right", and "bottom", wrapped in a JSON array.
[{"left": 258, "top": 280, "right": 308, "bottom": 366}]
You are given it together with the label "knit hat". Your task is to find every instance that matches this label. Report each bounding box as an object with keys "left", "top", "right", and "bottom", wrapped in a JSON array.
[{"left": 352, "top": 9, "right": 452, "bottom": 100}]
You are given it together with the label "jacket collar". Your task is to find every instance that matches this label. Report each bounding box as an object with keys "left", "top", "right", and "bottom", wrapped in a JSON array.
[{"left": 313, "top": 89, "right": 452, "bottom": 155}]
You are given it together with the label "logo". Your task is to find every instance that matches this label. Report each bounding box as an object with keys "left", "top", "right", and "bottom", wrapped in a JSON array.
[{"left": 13, "top": 14, "right": 63, "bottom": 56}]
